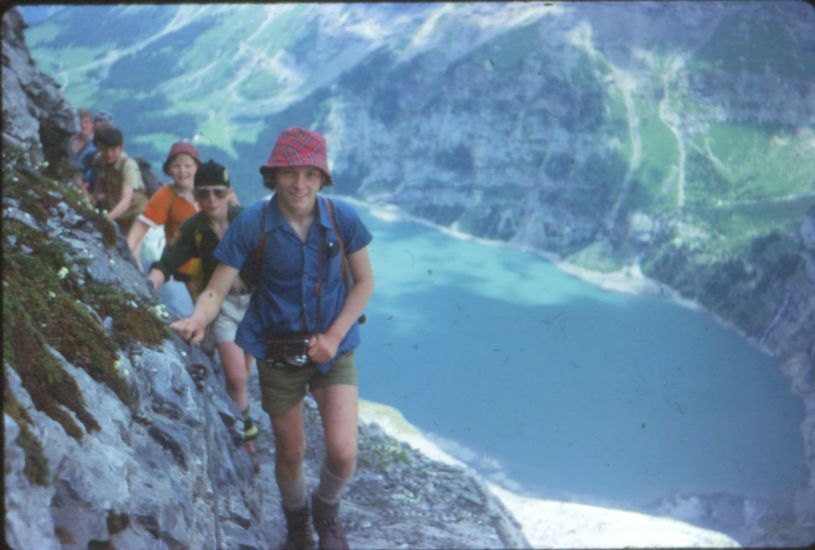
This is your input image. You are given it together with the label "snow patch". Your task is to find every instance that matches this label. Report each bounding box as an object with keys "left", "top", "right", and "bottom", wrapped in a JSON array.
[
  {"left": 488, "top": 483, "right": 741, "bottom": 548},
  {"left": 360, "top": 399, "right": 741, "bottom": 548}
]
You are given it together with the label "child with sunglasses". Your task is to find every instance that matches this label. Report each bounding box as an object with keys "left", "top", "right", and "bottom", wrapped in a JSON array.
[
  {"left": 170, "top": 128, "right": 374, "bottom": 549},
  {"left": 148, "top": 160, "right": 260, "bottom": 447}
]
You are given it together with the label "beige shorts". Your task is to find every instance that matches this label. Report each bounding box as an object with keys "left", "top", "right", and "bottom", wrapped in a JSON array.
[
  {"left": 211, "top": 293, "right": 250, "bottom": 344},
  {"left": 258, "top": 352, "right": 357, "bottom": 417}
]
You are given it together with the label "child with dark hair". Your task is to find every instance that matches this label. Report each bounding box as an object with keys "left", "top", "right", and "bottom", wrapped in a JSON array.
[{"left": 91, "top": 127, "right": 148, "bottom": 235}]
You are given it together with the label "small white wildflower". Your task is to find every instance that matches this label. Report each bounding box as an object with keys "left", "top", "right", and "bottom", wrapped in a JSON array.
[
  {"left": 48, "top": 290, "right": 56, "bottom": 299},
  {"left": 57, "top": 266, "right": 70, "bottom": 279},
  {"left": 113, "top": 358, "right": 122, "bottom": 370},
  {"left": 150, "top": 304, "right": 170, "bottom": 319},
  {"left": 181, "top": 351, "right": 187, "bottom": 358},
  {"left": 41, "top": 323, "right": 47, "bottom": 328}
]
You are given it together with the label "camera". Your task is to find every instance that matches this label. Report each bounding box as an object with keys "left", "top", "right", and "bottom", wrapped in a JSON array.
[{"left": 265, "top": 332, "right": 311, "bottom": 368}]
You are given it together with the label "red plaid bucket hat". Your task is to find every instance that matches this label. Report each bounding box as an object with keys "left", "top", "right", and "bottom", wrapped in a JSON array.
[
  {"left": 259, "top": 127, "right": 332, "bottom": 187},
  {"left": 163, "top": 141, "right": 201, "bottom": 175}
]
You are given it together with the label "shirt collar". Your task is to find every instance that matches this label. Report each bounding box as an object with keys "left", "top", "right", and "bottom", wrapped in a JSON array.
[{"left": 266, "top": 194, "right": 332, "bottom": 232}]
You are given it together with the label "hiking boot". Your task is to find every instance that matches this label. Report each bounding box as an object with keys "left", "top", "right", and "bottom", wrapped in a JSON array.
[
  {"left": 243, "top": 415, "right": 259, "bottom": 442},
  {"left": 283, "top": 504, "right": 315, "bottom": 550},
  {"left": 311, "top": 494, "right": 349, "bottom": 550}
]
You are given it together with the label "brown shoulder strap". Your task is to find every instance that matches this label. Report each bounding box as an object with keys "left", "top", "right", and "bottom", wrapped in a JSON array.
[
  {"left": 325, "top": 198, "right": 349, "bottom": 289},
  {"left": 326, "top": 198, "right": 366, "bottom": 325},
  {"left": 255, "top": 202, "right": 268, "bottom": 280}
]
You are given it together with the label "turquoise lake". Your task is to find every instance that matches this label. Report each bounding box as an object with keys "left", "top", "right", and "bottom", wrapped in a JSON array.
[
  {"left": 151, "top": 199, "right": 807, "bottom": 513},
  {"left": 351, "top": 203, "right": 807, "bottom": 512}
]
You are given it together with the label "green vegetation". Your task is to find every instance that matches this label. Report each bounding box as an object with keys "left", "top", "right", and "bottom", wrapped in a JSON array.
[
  {"left": 131, "top": 132, "right": 182, "bottom": 158},
  {"left": 641, "top": 226, "right": 804, "bottom": 338},
  {"left": 2, "top": 154, "right": 170, "bottom": 454},
  {"left": 704, "top": 123, "right": 814, "bottom": 199},
  {"left": 85, "top": 285, "right": 168, "bottom": 348},
  {"left": 567, "top": 240, "right": 627, "bottom": 273},
  {"left": 635, "top": 115, "right": 679, "bottom": 195},
  {"left": 359, "top": 437, "right": 411, "bottom": 470}
]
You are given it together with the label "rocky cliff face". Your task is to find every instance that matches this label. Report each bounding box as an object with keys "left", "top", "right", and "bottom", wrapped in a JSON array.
[
  {"left": 2, "top": 8, "right": 73, "bottom": 175},
  {"left": 2, "top": 9, "right": 527, "bottom": 549}
]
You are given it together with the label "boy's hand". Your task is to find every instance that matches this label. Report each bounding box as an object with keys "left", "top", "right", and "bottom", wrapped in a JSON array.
[
  {"left": 170, "top": 316, "right": 206, "bottom": 344},
  {"left": 308, "top": 333, "right": 340, "bottom": 364}
]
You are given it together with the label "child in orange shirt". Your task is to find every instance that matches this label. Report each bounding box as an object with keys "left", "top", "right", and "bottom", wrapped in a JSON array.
[{"left": 127, "top": 142, "right": 201, "bottom": 294}]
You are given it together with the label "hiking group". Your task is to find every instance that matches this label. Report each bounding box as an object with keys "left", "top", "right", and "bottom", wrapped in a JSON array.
[{"left": 69, "top": 109, "right": 374, "bottom": 550}]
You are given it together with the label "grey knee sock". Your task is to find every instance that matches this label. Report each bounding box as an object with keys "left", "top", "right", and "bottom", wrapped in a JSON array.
[
  {"left": 315, "top": 462, "right": 354, "bottom": 505},
  {"left": 279, "top": 473, "right": 307, "bottom": 511}
]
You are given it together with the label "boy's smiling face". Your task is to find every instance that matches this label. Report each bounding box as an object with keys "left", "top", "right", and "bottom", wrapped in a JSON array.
[
  {"left": 167, "top": 153, "right": 198, "bottom": 189},
  {"left": 275, "top": 165, "right": 324, "bottom": 215}
]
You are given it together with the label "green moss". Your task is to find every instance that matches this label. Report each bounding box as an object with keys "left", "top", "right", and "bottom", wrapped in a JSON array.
[
  {"left": 3, "top": 296, "right": 89, "bottom": 440},
  {"left": 86, "top": 285, "right": 169, "bottom": 348},
  {"left": 2, "top": 217, "right": 130, "bottom": 435},
  {"left": 359, "top": 437, "right": 411, "bottom": 470},
  {"left": 2, "top": 154, "right": 117, "bottom": 248},
  {"left": 0, "top": 151, "right": 180, "bottom": 422},
  {"left": 3, "top": 234, "right": 132, "bottom": 406}
]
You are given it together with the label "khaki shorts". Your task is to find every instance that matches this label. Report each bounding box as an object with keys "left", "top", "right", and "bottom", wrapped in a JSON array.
[
  {"left": 211, "top": 293, "right": 250, "bottom": 343},
  {"left": 258, "top": 352, "right": 357, "bottom": 417}
]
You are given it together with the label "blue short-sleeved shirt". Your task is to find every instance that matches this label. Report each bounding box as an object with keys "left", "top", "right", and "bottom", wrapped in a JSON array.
[{"left": 214, "top": 194, "right": 373, "bottom": 373}]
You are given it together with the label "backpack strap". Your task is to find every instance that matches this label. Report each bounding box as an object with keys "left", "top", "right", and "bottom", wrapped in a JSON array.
[
  {"left": 255, "top": 201, "right": 268, "bottom": 281},
  {"left": 325, "top": 198, "right": 366, "bottom": 325},
  {"left": 325, "top": 198, "right": 349, "bottom": 289}
]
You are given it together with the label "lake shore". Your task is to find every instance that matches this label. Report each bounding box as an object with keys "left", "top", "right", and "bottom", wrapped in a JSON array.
[
  {"left": 342, "top": 195, "right": 777, "bottom": 358},
  {"left": 358, "top": 400, "right": 740, "bottom": 548}
]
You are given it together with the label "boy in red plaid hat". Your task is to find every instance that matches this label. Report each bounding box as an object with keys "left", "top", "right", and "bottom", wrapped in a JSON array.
[{"left": 171, "top": 128, "right": 374, "bottom": 549}]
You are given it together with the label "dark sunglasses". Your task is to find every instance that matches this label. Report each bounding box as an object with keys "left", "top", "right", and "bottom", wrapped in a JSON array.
[{"left": 194, "top": 187, "right": 229, "bottom": 200}]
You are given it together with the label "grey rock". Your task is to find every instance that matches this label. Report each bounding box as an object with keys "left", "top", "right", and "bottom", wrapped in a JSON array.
[
  {"left": 2, "top": 8, "right": 74, "bottom": 175},
  {"left": 802, "top": 206, "right": 815, "bottom": 252},
  {"left": 4, "top": 412, "right": 60, "bottom": 550}
]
